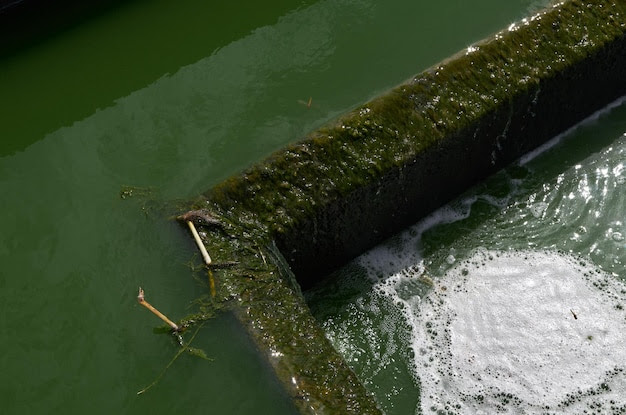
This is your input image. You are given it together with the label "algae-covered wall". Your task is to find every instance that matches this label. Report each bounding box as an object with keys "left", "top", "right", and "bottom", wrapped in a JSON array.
[
  {"left": 182, "top": 1, "right": 626, "bottom": 413},
  {"left": 185, "top": 220, "right": 382, "bottom": 414},
  {"left": 208, "top": 0, "right": 626, "bottom": 289}
]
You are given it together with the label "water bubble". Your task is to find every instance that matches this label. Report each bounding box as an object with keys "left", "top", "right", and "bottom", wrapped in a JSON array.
[
  {"left": 529, "top": 202, "right": 548, "bottom": 218},
  {"left": 445, "top": 255, "right": 456, "bottom": 265}
]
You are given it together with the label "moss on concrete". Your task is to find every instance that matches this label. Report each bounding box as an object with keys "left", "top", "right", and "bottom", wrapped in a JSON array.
[
  {"left": 180, "top": 1, "right": 626, "bottom": 413},
  {"left": 180, "top": 211, "right": 382, "bottom": 414},
  {"left": 209, "top": 0, "right": 626, "bottom": 284}
]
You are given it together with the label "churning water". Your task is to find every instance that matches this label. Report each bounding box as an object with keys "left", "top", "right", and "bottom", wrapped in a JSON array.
[
  {"left": 307, "top": 99, "right": 626, "bottom": 414},
  {"left": 405, "top": 249, "right": 626, "bottom": 413}
]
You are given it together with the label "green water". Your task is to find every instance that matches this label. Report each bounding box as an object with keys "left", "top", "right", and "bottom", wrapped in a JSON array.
[{"left": 0, "top": 0, "right": 560, "bottom": 413}]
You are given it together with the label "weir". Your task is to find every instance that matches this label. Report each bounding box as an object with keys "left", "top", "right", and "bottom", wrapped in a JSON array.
[{"left": 179, "top": 1, "right": 626, "bottom": 413}]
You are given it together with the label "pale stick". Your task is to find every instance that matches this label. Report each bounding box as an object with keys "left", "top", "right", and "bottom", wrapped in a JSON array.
[
  {"left": 137, "top": 287, "right": 179, "bottom": 331},
  {"left": 187, "top": 220, "right": 212, "bottom": 265}
]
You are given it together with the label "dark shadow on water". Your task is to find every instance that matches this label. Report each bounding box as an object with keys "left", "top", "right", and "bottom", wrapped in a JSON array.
[
  {"left": 0, "top": 0, "right": 127, "bottom": 55},
  {"left": 0, "top": 0, "right": 316, "bottom": 157}
]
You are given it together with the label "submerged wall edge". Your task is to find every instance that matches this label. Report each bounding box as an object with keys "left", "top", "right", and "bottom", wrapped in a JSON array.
[{"left": 182, "top": 1, "right": 626, "bottom": 413}]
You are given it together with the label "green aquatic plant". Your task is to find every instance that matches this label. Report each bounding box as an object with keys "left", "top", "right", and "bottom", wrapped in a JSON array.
[
  {"left": 137, "top": 322, "right": 210, "bottom": 395},
  {"left": 119, "top": 185, "right": 153, "bottom": 200},
  {"left": 136, "top": 285, "right": 224, "bottom": 395}
]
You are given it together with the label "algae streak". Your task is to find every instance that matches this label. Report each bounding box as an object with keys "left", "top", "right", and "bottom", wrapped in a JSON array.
[{"left": 184, "top": 1, "right": 626, "bottom": 413}]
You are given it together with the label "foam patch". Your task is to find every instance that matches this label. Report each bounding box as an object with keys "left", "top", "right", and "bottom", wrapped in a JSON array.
[{"left": 404, "top": 249, "right": 626, "bottom": 414}]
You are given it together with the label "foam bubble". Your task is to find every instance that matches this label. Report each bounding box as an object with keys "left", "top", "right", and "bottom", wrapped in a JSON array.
[
  {"left": 358, "top": 205, "right": 472, "bottom": 279},
  {"left": 406, "top": 249, "right": 626, "bottom": 414},
  {"left": 529, "top": 201, "right": 548, "bottom": 218}
]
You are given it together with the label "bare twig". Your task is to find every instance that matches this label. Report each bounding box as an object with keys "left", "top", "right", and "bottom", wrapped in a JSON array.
[
  {"left": 298, "top": 97, "right": 313, "bottom": 108},
  {"left": 137, "top": 287, "right": 179, "bottom": 331},
  {"left": 187, "top": 221, "right": 212, "bottom": 265}
]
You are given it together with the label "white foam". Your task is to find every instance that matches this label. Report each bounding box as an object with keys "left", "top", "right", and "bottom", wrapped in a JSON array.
[
  {"left": 399, "top": 249, "right": 626, "bottom": 413},
  {"left": 358, "top": 198, "right": 483, "bottom": 280}
]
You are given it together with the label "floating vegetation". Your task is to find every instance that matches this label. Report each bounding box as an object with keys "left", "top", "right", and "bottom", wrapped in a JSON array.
[
  {"left": 136, "top": 276, "right": 225, "bottom": 395},
  {"left": 118, "top": 184, "right": 172, "bottom": 220},
  {"left": 137, "top": 322, "right": 211, "bottom": 396},
  {"left": 119, "top": 185, "right": 153, "bottom": 200}
]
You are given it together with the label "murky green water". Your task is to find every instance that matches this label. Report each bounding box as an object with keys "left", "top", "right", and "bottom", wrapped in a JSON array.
[{"left": 0, "top": 0, "right": 578, "bottom": 413}]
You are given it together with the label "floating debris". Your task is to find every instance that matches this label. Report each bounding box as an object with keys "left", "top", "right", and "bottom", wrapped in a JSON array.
[
  {"left": 186, "top": 220, "right": 212, "bottom": 266},
  {"left": 119, "top": 185, "right": 153, "bottom": 200},
  {"left": 137, "top": 287, "right": 179, "bottom": 331},
  {"left": 177, "top": 209, "right": 223, "bottom": 228}
]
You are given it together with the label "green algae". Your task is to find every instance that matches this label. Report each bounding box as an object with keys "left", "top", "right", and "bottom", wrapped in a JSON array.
[
  {"left": 178, "top": 1, "right": 626, "bottom": 413},
  {"left": 136, "top": 286, "right": 224, "bottom": 395},
  {"left": 209, "top": 0, "right": 626, "bottom": 250},
  {"left": 177, "top": 206, "right": 382, "bottom": 414},
  {"left": 138, "top": 321, "right": 211, "bottom": 396}
]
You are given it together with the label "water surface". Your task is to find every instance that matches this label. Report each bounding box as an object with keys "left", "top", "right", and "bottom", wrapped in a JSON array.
[{"left": 1, "top": 0, "right": 562, "bottom": 413}]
